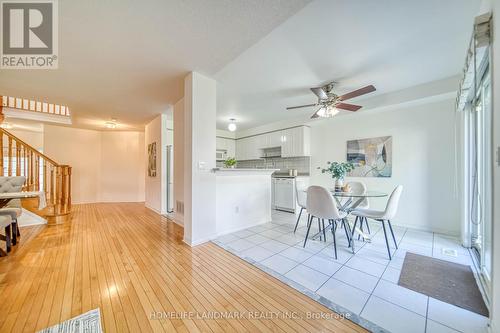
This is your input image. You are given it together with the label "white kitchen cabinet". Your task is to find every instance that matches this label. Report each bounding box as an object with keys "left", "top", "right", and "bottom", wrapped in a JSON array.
[
  {"left": 235, "top": 125, "right": 310, "bottom": 160},
  {"left": 281, "top": 126, "right": 310, "bottom": 157},
  {"left": 216, "top": 137, "right": 236, "bottom": 158}
]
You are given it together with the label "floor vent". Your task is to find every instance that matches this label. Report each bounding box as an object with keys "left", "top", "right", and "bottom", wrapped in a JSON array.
[{"left": 442, "top": 248, "right": 458, "bottom": 257}]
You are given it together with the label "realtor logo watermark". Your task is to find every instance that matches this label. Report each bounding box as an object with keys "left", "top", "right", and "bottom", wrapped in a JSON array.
[{"left": 1, "top": 0, "right": 58, "bottom": 69}]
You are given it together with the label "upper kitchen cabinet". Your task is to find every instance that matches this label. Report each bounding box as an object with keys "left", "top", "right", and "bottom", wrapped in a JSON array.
[
  {"left": 216, "top": 136, "right": 236, "bottom": 157},
  {"left": 235, "top": 125, "right": 310, "bottom": 160},
  {"left": 236, "top": 136, "right": 259, "bottom": 160},
  {"left": 281, "top": 126, "right": 310, "bottom": 157}
]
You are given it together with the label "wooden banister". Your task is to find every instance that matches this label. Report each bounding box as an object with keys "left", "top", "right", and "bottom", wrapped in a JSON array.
[{"left": 0, "top": 128, "right": 72, "bottom": 224}]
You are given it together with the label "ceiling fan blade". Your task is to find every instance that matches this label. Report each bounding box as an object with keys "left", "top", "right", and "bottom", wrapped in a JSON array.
[
  {"left": 310, "top": 87, "right": 328, "bottom": 100},
  {"left": 335, "top": 102, "right": 362, "bottom": 112},
  {"left": 338, "top": 85, "right": 376, "bottom": 101},
  {"left": 286, "top": 103, "right": 317, "bottom": 110}
]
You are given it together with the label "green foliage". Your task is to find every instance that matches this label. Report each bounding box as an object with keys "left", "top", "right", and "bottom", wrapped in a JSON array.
[
  {"left": 223, "top": 157, "right": 237, "bottom": 168},
  {"left": 318, "top": 161, "right": 355, "bottom": 180}
]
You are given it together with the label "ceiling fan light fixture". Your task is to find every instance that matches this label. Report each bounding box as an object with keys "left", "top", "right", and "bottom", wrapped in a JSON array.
[
  {"left": 228, "top": 118, "right": 237, "bottom": 132},
  {"left": 317, "top": 106, "right": 339, "bottom": 118}
]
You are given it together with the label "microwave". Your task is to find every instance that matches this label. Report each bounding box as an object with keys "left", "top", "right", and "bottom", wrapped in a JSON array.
[{"left": 216, "top": 150, "right": 227, "bottom": 161}]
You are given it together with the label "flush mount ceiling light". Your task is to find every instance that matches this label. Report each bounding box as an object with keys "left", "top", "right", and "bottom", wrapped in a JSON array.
[
  {"left": 105, "top": 119, "right": 117, "bottom": 129},
  {"left": 0, "top": 122, "right": 13, "bottom": 129},
  {"left": 227, "top": 118, "right": 237, "bottom": 132}
]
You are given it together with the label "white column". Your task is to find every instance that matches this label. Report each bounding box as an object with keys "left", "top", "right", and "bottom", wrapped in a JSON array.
[{"left": 183, "top": 72, "right": 217, "bottom": 245}]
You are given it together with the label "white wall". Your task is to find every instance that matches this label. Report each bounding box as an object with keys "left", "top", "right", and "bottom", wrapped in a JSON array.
[
  {"left": 8, "top": 129, "right": 43, "bottom": 150},
  {"left": 183, "top": 72, "right": 217, "bottom": 245},
  {"left": 43, "top": 125, "right": 145, "bottom": 204},
  {"left": 173, "top": 98, "right": 184, "bottom": 225},
  {"left": 309, "top": 98, "right": 459, "bottom": 235},
  {"left": 144, "top": 113, "right": 170, "bottom": 214},
  {"left": 44, "top": 125, "right": 102, "bottom": 204},
  {"left": 100, "top": 131, "right": 145, "bottom": 202}
]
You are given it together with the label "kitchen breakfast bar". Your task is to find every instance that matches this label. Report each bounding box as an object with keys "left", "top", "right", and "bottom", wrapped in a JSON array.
[{"left": 213, "top": 168, "right": 278, "bottom": 236}]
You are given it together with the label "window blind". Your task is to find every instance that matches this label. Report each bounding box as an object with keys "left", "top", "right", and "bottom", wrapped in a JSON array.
[{"left": 456, "top": 12, "right": 492, "bottom": 111}]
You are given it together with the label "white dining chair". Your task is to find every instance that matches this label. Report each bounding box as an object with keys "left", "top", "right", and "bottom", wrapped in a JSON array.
[
  {"left": 351, "top": 185, "right": 403, "bottom": 259},
  {"left": 346, "top": 181, "right": 371, "bottom": 238},
  {"left": 293, "top": 183, "right": 307, "bottom": 233},
  {"left": 304, "top": 185, "right": 349, "bottom": 259}
]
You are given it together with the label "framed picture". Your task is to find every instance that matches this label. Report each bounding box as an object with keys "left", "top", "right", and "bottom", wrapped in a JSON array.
[
  {"left": 148, "top": 142, "right": 157, "bottom": 177},
  {"left": 347, "top": 136, "right": 392, "bottom": 177}
]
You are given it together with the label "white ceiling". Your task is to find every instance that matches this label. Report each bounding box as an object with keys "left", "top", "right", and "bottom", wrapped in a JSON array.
[
  {"left": 0, "top": 0, "right": 311, "bottom": 130},
  {"left": 215, "top": 0, "right": 480, "bottom": 130}
]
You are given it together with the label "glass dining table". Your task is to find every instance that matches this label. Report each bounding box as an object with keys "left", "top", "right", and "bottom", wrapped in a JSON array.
[{"left": 309, "top": 190, "right": 388, "bottom": 250}]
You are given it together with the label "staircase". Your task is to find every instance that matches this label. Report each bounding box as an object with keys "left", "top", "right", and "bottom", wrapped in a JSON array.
[{"left": 0, "top": 128, "right": 72, "bottom": 225}]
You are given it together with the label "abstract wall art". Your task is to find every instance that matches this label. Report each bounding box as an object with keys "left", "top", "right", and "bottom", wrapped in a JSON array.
[
  {"left": 148, "top": 142, "right": 157, "bottom": 177},
  {"left": 346, "top": 136, "right": 392, "bottom": 177}
]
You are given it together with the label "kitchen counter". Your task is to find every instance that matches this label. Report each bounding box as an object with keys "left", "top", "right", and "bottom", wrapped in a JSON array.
[
  {"left": 272, "top": 173, "right": 310, "bottom": 178},
  {"left": 213, "top": 168, "right": 279, "bottom": 174},
  {"left": 215, "top": 168, "right": 278, "bottom": 236}
]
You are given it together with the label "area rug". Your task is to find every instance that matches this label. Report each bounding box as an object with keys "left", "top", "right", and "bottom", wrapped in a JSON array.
[
  {"left": 37, "top": 308, "right": 103, "bottom": 333},
  {"left": 398, "top": 252, "right": 489, "bottom": 316}
]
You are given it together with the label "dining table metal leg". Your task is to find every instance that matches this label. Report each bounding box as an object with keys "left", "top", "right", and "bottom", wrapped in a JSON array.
[
  {"left": 364, "top": 217, "right": 371, "bottom": 234},
  {"left": 331, "top": 220, "right": 338, "bottom": 259},
  {"left": 357, "top": 217, "right": 363, "bottom": 240},
  {"left": 342, "top": 219, "right": 351, "bottom": 246}
]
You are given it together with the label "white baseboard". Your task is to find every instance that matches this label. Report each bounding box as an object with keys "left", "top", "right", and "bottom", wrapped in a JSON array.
[
  {"left": 183, "top": 233, "right": 218, "bottom": 247},
  {"left": 145, "top": 203, "right": 161, "bottom": 214}
]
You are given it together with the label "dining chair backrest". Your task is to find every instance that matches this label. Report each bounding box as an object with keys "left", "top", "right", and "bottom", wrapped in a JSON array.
[
  {"left": 347, "top": 181, "right": 369, "bottom": 209},
  {"left": 306, "top": 185, "right": 342, "bottom": 220},
  {"left": 0, "top": 177, "right": 26, "bottom": 193},
  {"left": 381, "top": 185, "right": 403, "bottom": 220},
  {"left": 295, "top": 182, "right": 307, "bottom": 208}
]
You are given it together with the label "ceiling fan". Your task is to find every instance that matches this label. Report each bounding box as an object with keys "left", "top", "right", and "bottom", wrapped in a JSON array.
[{"left": 286, "top": 82, "right": 376, "bottom": 119}]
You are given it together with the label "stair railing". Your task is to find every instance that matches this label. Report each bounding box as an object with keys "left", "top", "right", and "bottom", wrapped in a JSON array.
[{"left": 0, "top": 128, "right": 72, "bottom": 223}]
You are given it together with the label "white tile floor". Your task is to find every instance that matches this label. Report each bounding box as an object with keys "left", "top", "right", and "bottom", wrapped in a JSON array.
[{"left": 213, "top": 210, "right": 490, "bottom": 333}]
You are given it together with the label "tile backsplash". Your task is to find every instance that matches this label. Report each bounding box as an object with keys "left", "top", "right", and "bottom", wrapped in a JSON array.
[{"left": 232, "top": 156, "right": 311, "bottom": 175}]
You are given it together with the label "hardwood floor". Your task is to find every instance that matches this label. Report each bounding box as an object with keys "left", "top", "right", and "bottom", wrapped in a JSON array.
[{"left": 0, "top": 203, "right": 366, "bottom": 333}]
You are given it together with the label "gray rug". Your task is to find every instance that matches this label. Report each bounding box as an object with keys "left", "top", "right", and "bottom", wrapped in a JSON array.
[
  {"left": 37, "top": 309, "right": 103, "bottom": 333},
  {"left": 398, "top": 252, "right": 489, "bottom": 317}
]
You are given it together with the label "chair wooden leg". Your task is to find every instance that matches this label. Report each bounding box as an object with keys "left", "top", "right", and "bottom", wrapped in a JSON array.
[
  {"left": 387, "top": 220, "right": 398, "bottom": 249},
  {"left": 5, "top": 225, "right": 11, "bottom": 253},
  {"left": 293, "top": 207, "right": 304, "bottom": 233},
  {"left": 11, "top": 219, "right": 17, "bottom": 245},
  {"left": 331, "top": 220, "right": 338, "bottom": 260},
  {"left": 303, "top": 215, "right": 313, "bottom": 248},
  {"left": 380, "top": 220, "right": 392, "bottom": 260}
]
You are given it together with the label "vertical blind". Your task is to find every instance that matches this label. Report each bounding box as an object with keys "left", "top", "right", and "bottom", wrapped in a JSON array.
[{"left": 456, "top": 12, "right": 492, "bottom": 111}]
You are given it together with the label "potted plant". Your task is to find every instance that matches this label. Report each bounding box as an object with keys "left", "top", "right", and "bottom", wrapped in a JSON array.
[
  {"left": 223, "top": 157, "right": 237, "bottom": 169},
  {"left": 318, "top": 161, "right": 355, "bottom": 192}
]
